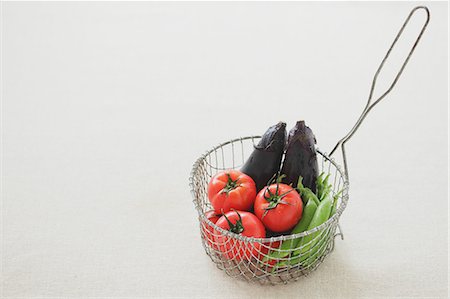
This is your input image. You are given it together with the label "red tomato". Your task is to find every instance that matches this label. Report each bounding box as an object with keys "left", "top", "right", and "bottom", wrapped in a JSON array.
[
  {"left": 254, "top": 183, "right": 303, "bottom": 233},
  {"left": 257, "top": 240, "right": 281, "bottom": 267},
  {"left": 208, "top": 170, "right": 256, "bottom": 214},
  {"left": 202, "top": 210, "right": 221, "bottom": 250},
  {"left": 214, "top": 210, "right": 265, "bottom": 261}
]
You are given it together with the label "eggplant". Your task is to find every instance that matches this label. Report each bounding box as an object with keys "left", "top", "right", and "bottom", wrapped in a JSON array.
[
  {"left": 281, "top": 121, "right": 319, "bottom": 192},
  {"left": 241, "top": 122, "right": 286, "bottom": 191}
]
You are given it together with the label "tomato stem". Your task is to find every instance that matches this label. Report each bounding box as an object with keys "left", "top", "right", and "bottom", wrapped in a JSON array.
[
  {"left": 262, "top": 185, "right": 296, "bottom": 218},
  {"left": 222, "top": 209, "right": 244, "bottom": 234},
  {"left": 261, "top": 173, "right": 297, "bottom": 219},
  {"left": 221, "top": 172, "right": 241, "bottom": 194}
]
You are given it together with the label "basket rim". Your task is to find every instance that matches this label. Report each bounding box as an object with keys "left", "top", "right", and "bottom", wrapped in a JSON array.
[{"left": 189, "top": 135, "right": 349, "bottom": 243}]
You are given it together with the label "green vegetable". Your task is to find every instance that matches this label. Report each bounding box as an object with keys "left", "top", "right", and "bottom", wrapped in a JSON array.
[
  {"left": 273, "top": 231, "right": 330, "bottom": 271},
  {"left": 271, "top": 193, "right": 331, "bottom": 271},
  {"left": 316, "top": 172, "right": 332, "bottom": 201},
  {"left": 293, "top": 193, "right": 333, "bottom": 257},
  {"left": 315, "top": 172, "right": 325, "bottom": 197},
  {"left": 290, "top": 199, "right": 318, "bottom": 239},
  {"left": 263, "top": 199, "right": 318, "bottom": 261},
  {"left": 330, "top": 189, "right": 343, "bottom": 216},
  {"left": 270, "top": 173, "right": 338, "bottom": 272},
  {"left": 297, "top": 176, "right": 320, "bottom": 206}
]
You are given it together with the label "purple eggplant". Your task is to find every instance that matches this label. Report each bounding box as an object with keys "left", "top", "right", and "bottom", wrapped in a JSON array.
[
  {"left": 281, "top": 121, "right": 319, "bottom": 192},
  {"left": 241, "top": 122, "right": 287, "bottom": 192}
]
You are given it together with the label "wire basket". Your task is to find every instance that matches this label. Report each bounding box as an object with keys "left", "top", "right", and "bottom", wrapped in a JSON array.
[
  {"left": 190, "top": 137, "right": 348, "bottom": 284},
  {"left": 189, "top": 6, "right": 429, "bottom": 285}
]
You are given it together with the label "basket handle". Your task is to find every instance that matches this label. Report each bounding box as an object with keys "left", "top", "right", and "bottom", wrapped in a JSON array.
[{"left": 329, "top": 6, "right": 430, "bottom": 179}]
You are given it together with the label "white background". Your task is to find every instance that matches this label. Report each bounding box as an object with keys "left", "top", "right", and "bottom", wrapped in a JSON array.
[{"left": 2, "top": 1, "right": 448, "bottom": 298}]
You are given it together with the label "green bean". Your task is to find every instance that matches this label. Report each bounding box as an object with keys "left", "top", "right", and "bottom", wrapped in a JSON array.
[
  {"left": 315, "top": 172, "right": 324, "bottom": 194},
  {"left": 293, "top": 193, "right": 332, "bottom": 257},
  {"left": 263, "top": 199, "right": 318, "bottom": 261},
  {"left": 297, "top": 176, "right": 320, "bottom": 206},
  {"left": 294, "top": 197, "right": 338, "bottom": 269},
  {"left": 290, "top": 199, "right": 318, "bottom": 239},
  {"left": 271, "top": 173, "right": 337, "bottom": 272},
  {"left": 317, "top": 173, "right": 331, "bottom": 201},
  {"left": 271, "top": 195, "right": 331, "bottom": 271},
  {"left": 315, "top": 172, "right": 325, "bottom": 198},
  {"left": 281, "top": 231, "right": 329, "bottom": 269},
  {"left": 271, "top": 237, "right": 329, "bottom": 272},
  {"left": 330, "top": 189, "right": 343, "bottom": 216},
  {"left": 271, "top": 260, "right": 289, "bottom": 273}
]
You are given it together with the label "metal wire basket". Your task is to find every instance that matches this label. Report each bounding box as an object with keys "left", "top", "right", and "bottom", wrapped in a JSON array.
[
  {"left": 190, "top": 138, "right": 348, "bottom": 284},
  {"left": 189, "top": 6, "right": 429, "bottom": 285}
]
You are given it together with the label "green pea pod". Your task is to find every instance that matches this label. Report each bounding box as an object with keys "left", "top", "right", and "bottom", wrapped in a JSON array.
[
  {"left": 271, "top": 174, "right": 336, "bottom": 272},
  {"left": 263, "top": 199, "right": 318, "bottom": 261},
  {"left": 316, "top": 172, "right": 334, "bottom": 201},
  {"left": 315, "top": 172, "right": 324, "bottom": 194},
  {"left": 272, "top": 236, "right": 328, "bottom": 272},
  {"left": 272, "top": 240, "right": 326, "bottom": 273},
  {"left": 297, "top": 176, "right": 320, "bottom": 206},
  {"left": 291, "top": 199, "right": 318, "bottom": 238},
  {"left": 271, "top": 197, "right": 331, "bottom": 271},
  {"left": 298, "top": 229, "right": 331, "bottom": 267},
  {"left": 271, "top": 260, "right": 289, "bottom": 273},
  {"left": 316, "top": 172, "right": 324, "bottom": 196},
  {"left": 295, "top": 191, "right": 338, "bottom": 267},
  {"left": 293, "top": 194, "right": 332, "bottom": 257},
  {"left": 318, "top": 173, "right": 331, "bottom": 201},
  {"left": 299, "top": 187, "right": 320, "bottom": 206},
  {"left": 330, "top": 189, "right": 343, "bottom": 217},
  {"left": 271, "top": 241, "right": 328, "bottom": 273}
]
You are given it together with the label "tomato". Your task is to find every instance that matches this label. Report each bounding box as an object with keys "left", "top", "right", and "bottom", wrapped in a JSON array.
[
  {"left": 208, "top": 170, "right": 256, "bottom": 214},
  {"left": 258, "top": 240, "right": 281, "bottom": 259},
  {"left": 202, "top": 210, "right": 221, "bottom": 250},
  {"left": 257, "top": 240, "right": 281, "bottom": 267},
  {"left": 214, "top": 210, "right": 266, "bottom": 261},
  {"left": 254, "top": 183, "right": 303, "bottom": 233}
]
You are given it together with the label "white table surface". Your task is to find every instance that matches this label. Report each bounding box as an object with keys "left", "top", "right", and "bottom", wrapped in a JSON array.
[{"left": 2, "top": 2, "right": 448, "bottom": 298}]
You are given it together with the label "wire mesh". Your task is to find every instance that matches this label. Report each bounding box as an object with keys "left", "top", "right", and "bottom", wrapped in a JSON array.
[{"left": 189, "top": 136, "right": 349, "bottom": 285}]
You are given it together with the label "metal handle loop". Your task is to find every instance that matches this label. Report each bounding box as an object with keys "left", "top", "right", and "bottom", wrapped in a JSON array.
[{"left": 329, "top": 6, "right": 430, "bottom": 179}]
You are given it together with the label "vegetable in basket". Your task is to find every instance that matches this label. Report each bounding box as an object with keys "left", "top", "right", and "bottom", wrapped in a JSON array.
[
  {"left": 257, "top": 240, "right": 281, "bottom": 267},
  {"left": 292, "top": 191, "right": 333, "bottom": 258},
  {"left": 241, "top": 122, "right": 286, "bottom": 192},
  {"left": 253, "top": 183, "right": 303, "bottom": 233},
  {"left": 202, "top": 210, "right": 221, "bottom": 250},
  {"left": 316, "top": 172, "right": 332, "bottom": 201},
  {"left": 292, "top": 175, "right": 342, "bottom": 266},
  {"left": 330, "top": 190, "right": 343, "bottom": 216},
  {"left": 207, "top": 170, "right": 256, "bottom": 214},
  {"left": 214, "top": 210, "right": 266, "bottom": 261},
  {"left": 281, "top": 121, "right": 319, "bottom": 192},
  {"left": 273, "top": 230, "right": 330, "bottom": 270},
  {"left": 297, "top": 176, "right": 320, "bottom": 206},
  {"left": 263, "top": 197, "right": 317, "bottom": 261},
  {"left": 271, "top": 194, "right": 332, "bottom": 271},
  {"left": 269, "top": 173, "right": 339, "bottom": 268}
]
